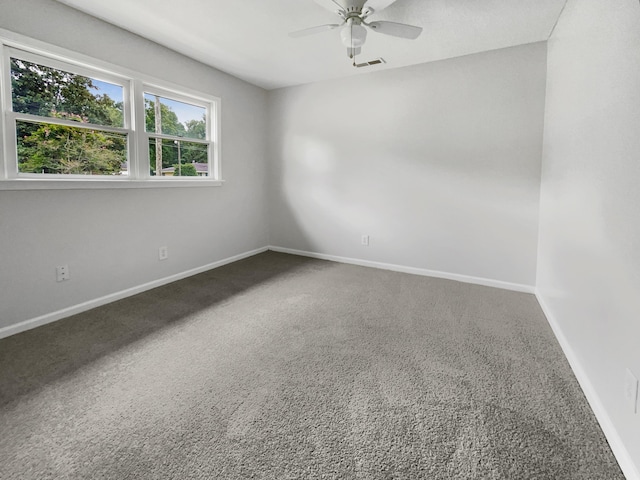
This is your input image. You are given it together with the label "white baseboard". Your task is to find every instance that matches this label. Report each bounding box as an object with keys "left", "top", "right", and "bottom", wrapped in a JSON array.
[
  {"left": 0, "top": 246, "right": 268, "bottom": 340},
  {"left": 536, "top": 293, "right": 640, "bottom": 480},
  {"left": 268, "top": 246, "right": 535, "bottom": 294}
]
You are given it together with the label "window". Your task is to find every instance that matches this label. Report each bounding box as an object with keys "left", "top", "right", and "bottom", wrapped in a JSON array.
[
  {"left": 9, "top": 52, "right": 130, "bottom": 177},
  {"left": 0, "top": 34, "right": 220, "bottom": 187},
  {"left": 143, "top": 91, "right": 210, "bottom": 178}
]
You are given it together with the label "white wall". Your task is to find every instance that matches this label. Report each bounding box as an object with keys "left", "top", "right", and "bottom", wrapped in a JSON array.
[
  {"left": 537, "top": 0, "right": 640, "bottom": 477},
  {"left": 268, "top": 43, "right": 547, "bottom": 288},
  {"left": 0, "top": 0, "right": 269, "bottom": 332}
]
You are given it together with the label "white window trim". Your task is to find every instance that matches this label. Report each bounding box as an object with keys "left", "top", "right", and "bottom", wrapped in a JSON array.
[
  {"left": 142, "top": 83, "right": 219, "bottom": 181},
  {"left": 0, "top": 28, "right": 222, "bottom": 190}
]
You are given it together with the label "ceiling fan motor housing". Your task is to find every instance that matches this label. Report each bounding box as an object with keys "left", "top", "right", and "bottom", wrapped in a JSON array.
[{"left": 342, "top": 0, "right": 368, "bottom": 16}]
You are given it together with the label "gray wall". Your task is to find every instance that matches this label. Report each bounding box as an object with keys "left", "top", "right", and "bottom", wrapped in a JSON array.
[
  {"left": 0, "top": 0, "right": 269, "bottom": 329},
  {"left": 537, "top": 0, "right": 640, "bottom": 476},
  {"left": 268, "top": 43, "right": 547, "bottom": 288}
]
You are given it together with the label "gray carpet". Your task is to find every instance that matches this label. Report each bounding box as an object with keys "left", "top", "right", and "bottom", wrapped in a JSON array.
[{"left": 0, "top": 251, "right": 625, "bottom": 479}]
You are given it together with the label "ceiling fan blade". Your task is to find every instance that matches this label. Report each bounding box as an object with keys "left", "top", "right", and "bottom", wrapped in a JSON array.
[
  {"left": 289, "top": 24, "right": 342, "bottom": 38},
  {"left": 367, "top": 21, "right": 422, "bottom": 39},
  {"left": 313, "top": 0, "right": 345, "bottom": 13},
  {"left": 362, "top": 0, "right": 399, "bottom": 12}
]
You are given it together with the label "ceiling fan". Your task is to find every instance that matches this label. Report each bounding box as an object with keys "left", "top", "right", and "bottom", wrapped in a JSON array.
[{"left": 289, "top": 0, "right": 423, "bottom": 62}]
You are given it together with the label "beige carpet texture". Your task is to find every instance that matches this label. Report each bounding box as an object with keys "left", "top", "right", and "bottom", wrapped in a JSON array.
[{"left": 0, "top": 252, "right": 625, "bottom": 479}]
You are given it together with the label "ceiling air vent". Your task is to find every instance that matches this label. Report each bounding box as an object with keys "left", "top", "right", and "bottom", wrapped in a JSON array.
[{"left": 354, "top": 58, "right": 386, "bottom": 68}]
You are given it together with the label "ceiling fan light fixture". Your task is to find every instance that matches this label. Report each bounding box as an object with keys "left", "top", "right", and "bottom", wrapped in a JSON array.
[{"left": 340, "top": 23, "right": 367, "bottom": 48}]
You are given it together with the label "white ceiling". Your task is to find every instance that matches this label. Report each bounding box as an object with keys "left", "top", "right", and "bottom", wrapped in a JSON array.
[{"left": 55, "top": 0, "right": 567, "bottom": 90}]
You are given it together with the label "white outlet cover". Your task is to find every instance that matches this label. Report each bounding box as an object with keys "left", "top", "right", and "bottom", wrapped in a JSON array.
[
  {"left": 56, "top": 265, "right": 70, "bottom": 282},
  {"left": 624, "top": 369, "right": 639, "bottom": 414}
]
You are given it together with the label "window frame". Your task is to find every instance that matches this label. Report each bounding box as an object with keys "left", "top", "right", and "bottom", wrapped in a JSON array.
[
  {"left": 0, "top": 29, "right": 222, "bottom": 190},
  {"left": 142, "top": 84, "right": 218, "bottom": 180},
  {"left": 5, "top": 47, "right": 133, "bottom": 179}
]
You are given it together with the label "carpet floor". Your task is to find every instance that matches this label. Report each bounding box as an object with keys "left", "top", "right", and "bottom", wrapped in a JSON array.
[{"left": 0, "top": 251, "right": 625, "bottom": 479}]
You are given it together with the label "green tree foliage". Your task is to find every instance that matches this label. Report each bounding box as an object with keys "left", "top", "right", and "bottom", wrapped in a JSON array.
[
  {"left": 184, "top": 118, "right": 206, "bottom": 140},
  {"left": 17, "top": 114, "right": 125, "bottom": 175},
  {"left": 11, "top": 60, "right": 61, "bottom": 117},
  {"left": 11, "top": 59, "right": 124, "bottom": 127},
  {"left": 180, "top": 119, "right": 208, "bottom": 164},
  {"left": 12, "top": 58, "right": 126, "bottom": 175},
  {"left": 145, "top": 98, "right": 186, "bottom": 137},
  {"left": 181, "top": 142, "right": 208, "bottom": 165},
  {"left": 148, "top": 138, "right": 179, "bottom": 173},
  {"left": 173, "top": 163, "right": 197, "bottom": 176}
]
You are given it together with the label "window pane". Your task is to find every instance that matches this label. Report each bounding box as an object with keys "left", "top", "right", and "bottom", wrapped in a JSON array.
[
  {"left": 17, "top": 120, "right": 127, "bottom": 175},
  {"left": 144, "top": 93, "right": 206, "bottom": 140},
  {"left": 148, "top": 138, "right": 208, "bottom": 177},
  {"left": 11, "top": 58, "right": 124, "bottom": 127}
]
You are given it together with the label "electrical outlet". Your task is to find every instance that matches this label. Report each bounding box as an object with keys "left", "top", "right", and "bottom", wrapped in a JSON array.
[
  {"left": 361, "top": 235, "right": 370, "bottom": 246},
  {"left": 158, "top": 246, "right": 168, "bottom": 261},
  {"left": 624, "top": 369, "right": 639, "bottom": 414},
  {"left": 56, "top": 265, "right": 69, "bottom": 282}
]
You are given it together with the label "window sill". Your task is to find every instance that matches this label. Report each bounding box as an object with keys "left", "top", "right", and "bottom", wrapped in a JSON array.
[{"left": 0, "top": 178, "right": 224, "bottom": 191}]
